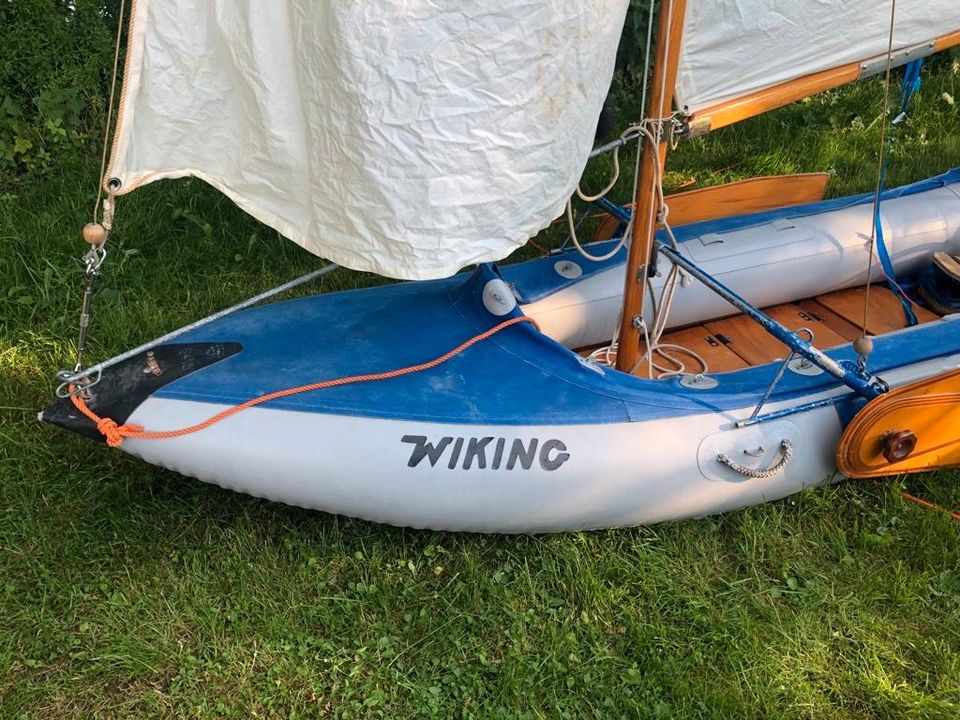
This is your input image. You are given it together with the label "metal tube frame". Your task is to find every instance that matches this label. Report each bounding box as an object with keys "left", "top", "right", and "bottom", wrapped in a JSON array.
[
  {"left": 592, "top": 199, "right": 886, "bottom": 400},
  {"left": 654, "top": 242, "right": 885, "bottom": 400}
]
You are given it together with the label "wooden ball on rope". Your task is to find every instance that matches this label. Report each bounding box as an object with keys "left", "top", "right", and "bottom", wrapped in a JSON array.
[
  {"left": 852, "top": 336, "right": 873, "bottom": 357},
  {"left": 82, "top": 223, "right": 107, "bottom": 245}
]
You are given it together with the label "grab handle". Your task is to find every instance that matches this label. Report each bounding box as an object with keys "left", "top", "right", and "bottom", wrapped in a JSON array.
[{"left": 717, "top": 439, "right": 793, "bottom": 479}]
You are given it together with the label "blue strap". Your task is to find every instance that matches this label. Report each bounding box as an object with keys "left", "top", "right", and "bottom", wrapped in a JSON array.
[
  {"left": 873, "top": 58, "right": 923, "bottom": 327},
  {"left": 897, "top": 58, "right": 923, "bottom": 122}
]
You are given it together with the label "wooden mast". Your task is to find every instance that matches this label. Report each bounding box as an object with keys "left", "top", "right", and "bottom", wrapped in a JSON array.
[{"left": 616, "top": 0, "right": 687, "bottom": 373}]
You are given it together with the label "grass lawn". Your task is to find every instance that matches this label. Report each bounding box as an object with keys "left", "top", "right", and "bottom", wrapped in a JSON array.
[{"left": 1, "top": 33, "right": 959, "bottom": 719}]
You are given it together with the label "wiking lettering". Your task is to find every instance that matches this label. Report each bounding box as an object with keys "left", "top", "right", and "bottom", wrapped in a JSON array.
[{"left": 401, "top": 435, "right": 570, "bottom": 471}]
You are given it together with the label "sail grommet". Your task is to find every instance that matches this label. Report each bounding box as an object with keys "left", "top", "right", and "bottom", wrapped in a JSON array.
[{"left": 482, "top": 279, "right": 517, "bottom": 316}]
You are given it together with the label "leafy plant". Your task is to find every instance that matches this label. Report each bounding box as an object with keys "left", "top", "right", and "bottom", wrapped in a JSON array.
[
  {"left": 0, "top": 0, "right": 122, "bottom": 184},
  {"left": 615, "top": 0, "right": 656, "bottom": 83}
]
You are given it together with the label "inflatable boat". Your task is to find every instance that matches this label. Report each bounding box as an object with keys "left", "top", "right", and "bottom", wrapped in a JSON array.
[
  {"left": 43, "top": 172, "right": 960, "bottom": 531},
  {"left": 44, "top": 0, "right": 960, "bottom": 531}
]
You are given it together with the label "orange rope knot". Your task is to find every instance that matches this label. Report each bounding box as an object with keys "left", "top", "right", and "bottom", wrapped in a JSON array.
[
  {"left": 95, "top": 417, "right": 143, "bottom": 448},
  {"left": 68, "top": 387, "right": 143, "bottom": 447},
  {"left": 68, "top": 315, "right": 538, "bottom": 448}
]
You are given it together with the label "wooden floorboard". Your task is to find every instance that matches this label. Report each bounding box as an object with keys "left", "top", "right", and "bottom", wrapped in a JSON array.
[
  {"left": 704, "top": 314, "right": 792, "bottom": 366},
  {"left": 635, "top": 326, "right": 749, "bottom": 378},
  {"left": 573, "top": 284, "right": 944, "bottom": 375},
  {"left": 816, "top": 286, "right": 939, "bottom": 335},
  {"left": 764, "top": 303, "right": 851, "bottom": 349},
  {"left": 795, "top": 299, "right": 862, "bottom": 342}
]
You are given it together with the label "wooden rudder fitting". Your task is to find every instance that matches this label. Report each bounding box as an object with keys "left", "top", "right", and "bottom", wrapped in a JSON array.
[{"left": 837, "top": 368, "right": 960, "bottom": 478}]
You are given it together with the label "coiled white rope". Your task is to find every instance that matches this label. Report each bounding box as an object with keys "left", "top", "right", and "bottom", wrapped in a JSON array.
[{"left": 566, "top": 125, "right": 644, "bottom": 262}]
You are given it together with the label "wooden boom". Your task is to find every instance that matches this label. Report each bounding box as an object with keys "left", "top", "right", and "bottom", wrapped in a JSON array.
[{"left": 692, "top": 29, "right": 960, "bottom": 133}]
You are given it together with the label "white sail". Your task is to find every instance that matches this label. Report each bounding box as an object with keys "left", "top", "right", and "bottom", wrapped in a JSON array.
[
  {"left": 106, "top": 0, "right": 629, "bottom": 280},
  {"left": 676, "top": 0, "right": 960, "bottom": 116}
]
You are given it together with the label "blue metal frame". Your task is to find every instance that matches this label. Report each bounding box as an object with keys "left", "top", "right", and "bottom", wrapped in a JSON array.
[
  {"left": 653, "top": 243, "right": 885, "bottom": 399},
  {"left": 736, "top": 397, "right": 850, "bottom": 428},
  {"left": 589, "top": 197, "right": 886, "bottom": 400}
]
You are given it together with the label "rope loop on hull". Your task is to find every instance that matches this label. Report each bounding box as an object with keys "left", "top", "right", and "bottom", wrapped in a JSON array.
[{"left": 717, "top": 439, "right": 794, "bottom": 479}]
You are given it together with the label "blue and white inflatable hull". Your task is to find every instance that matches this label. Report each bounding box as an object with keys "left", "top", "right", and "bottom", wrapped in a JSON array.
[{"left": 43, "top": 172, "right": 960, "bottom": 531}]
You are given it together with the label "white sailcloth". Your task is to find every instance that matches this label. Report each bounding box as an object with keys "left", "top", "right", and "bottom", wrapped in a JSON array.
[
  {"left": 107, "top": 0, "right": 630, "bottom": 279},
  {"left": 677, "top": 0, "right": 960, "bottom": 114}
]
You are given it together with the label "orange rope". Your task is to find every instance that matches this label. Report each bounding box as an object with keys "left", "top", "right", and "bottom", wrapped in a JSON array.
[
  {"left": 71, "top": 315, "right": 539, "bottom": 448},
  {"left": 901, "top": 491, "right": 960, "bottom": 522}
]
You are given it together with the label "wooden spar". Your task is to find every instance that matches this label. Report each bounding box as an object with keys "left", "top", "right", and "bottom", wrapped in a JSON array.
[
  {"left": 692, "top": 65, "right": 858, "bottom": 133},
  {"left": 593, "top": 173, "right": 830, "bottom": 241},
  {"left": 691, "top": 29, "right": 960, "bottom": 133},
  {"left": 934, "top": 29, "right": 960, "bottom": 53},
  {"left": 615, "top": 0, "right": 687, "bottom": 373}
]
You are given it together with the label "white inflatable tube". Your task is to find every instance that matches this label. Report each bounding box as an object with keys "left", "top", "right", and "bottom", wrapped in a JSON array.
[{"left": 523, "top": 185, "right": 960, "bottom": 348}]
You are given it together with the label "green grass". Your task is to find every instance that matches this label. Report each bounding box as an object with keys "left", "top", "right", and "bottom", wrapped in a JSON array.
[{"left": 2, "top": 48, "right": 960, "bottom": 718}]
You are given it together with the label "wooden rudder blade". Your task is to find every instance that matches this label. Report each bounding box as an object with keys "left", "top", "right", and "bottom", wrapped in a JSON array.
[{"left": 837, "top": 368, "right": 960, "bottom": 478}]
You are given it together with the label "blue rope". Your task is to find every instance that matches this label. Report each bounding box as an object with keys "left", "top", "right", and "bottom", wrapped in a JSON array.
[{"left": 872, "top": 58, "right": 924, "bottom": 327}]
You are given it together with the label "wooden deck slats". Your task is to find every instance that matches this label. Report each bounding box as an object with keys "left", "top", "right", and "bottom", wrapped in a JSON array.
[
  {"left": 815, "top": 286, "right": 939, "bottom": 335},
  {"left": 764, "top": 304, "right": 851, "bottom": 349},
  {"left": 794, "top": 299, "right": 862, "bottom": 342},
  {"left": 704, "top": 314, "right": 791, "bottom": 366},
  {"left": 574, "top": 284, "right": 944, "bottom": 378},
  {"left": 634, "top": 326, "right": 749, "bottom": 378}
]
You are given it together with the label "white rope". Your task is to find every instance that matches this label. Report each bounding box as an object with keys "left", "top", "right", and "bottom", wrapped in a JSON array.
[
  {"left": 566, "top": 125, "right": 644, "bottom": 262},
  {"left": 579, "top": 1, "right": 705, "bottom": 378},
  {"left": 575, "top": 143, "right": 622, "bottom": 202},
  {"left": 583, "top": 116, "right": 707, "bottom": 379},
  {"left": 566, "top": 0, "right": 658, "bottom": 262},
  {"left": 637, "top": 0, "right": 657, "bottom": 125},
  {"left": 567, "top": 198, "right": 626, "bottom": 262},
  {"left": 626, "top": 122, "right": 702, "bottom": 377}
]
